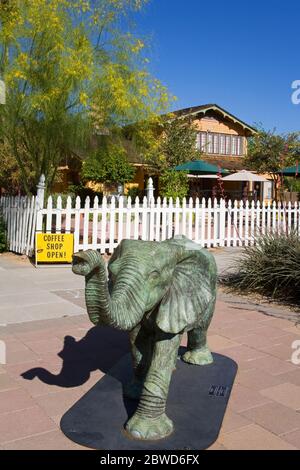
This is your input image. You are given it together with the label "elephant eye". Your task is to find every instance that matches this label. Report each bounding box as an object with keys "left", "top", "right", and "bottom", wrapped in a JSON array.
[{"left": 149, "top": 270, "right": 160, "bottom": 280}]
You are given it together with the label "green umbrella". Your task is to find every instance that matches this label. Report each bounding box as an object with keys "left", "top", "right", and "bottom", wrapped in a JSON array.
[
  {"left": 175, "top": 160, "right": 228, "bottom": 174},
  {"left": 280, "top": 165, "right": 299, "bottom": 176}
]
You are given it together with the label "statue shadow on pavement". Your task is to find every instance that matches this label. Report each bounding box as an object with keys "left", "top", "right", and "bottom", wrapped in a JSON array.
[
  {"left": 20, "top": 326, "right": 191, "bottom": 423},
  {"left": 21, "top": 326, "right": 132, "bottom": 389}
]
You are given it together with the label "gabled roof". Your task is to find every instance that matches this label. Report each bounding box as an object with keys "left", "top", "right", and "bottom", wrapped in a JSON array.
[{"left": 172, "top": 103, "right": 257, "bottom": 135}]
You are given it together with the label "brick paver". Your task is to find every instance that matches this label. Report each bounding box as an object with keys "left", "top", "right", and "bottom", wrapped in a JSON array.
[
  {"left": 242, "top": 402, "right": 300, "bottom": 435},
  {"left": 218, "top": 424, "right": 297, "bottom": 450},
  {"left": 260, "top": 383, "right": 300, "bottom": 410}
]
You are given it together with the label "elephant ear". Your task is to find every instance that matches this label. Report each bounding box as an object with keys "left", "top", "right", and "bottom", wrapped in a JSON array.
[
  {"left": 156, "top": 239, "right": 217, "bottom": 334},
  {"left": 108, "top": 239, "right": 125, "bottom": 267},
  {"left": 108, "top": 239, "right": 135, "bottom": 268}
]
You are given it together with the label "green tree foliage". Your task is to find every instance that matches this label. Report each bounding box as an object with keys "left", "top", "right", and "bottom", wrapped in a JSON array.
[
  {"left": 284, "top": 177, "right": 300, "bottom": 193},
  {"left": 151, "top": 116, "right": 200, "bottom": 200},
  {"left": 246, "top": 126, "right": 300, "bottom": 199},
  {"left": 81, "top": 143, "right": 135, "bottom": 186},
  {"left": 0, "top": 0, "right": 173, "bottom": 194},
  {"left": 154, "top": 116, "right": 200, "bottom": 169},
  {"left": 0, "top": 141, "right": 27, "bottom": 193},
  {"left": 159, "top": 170, "right": 189, "bottom": 200}
]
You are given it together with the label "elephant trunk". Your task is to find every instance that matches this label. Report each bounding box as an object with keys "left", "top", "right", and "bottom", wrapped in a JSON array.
[{"left": 85, "top": 255, "right": 146, "bottom": 331}]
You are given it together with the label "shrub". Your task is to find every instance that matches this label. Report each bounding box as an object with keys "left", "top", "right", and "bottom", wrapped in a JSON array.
[
  {"left": 284, "top": 177, "right": 300, "bottom": 194},
  {"left": 126, "top": 187, "right": 143, "bottom": 200},
  {"left": 50, "top": 192, "right": 76, "bottom": 207},
  {"left": 159, "top": 170, "right": 189, "bottom": 200},
  {"left": 0, "top": 215, "right": 7, "bottom": 253},
  {"left": 67, "top": 184, "right": 103, "bottom": 207},
  {"left": 222, "top": 231, "right": 300, "bottom": 304},
  {"left": 81, "top": 145, "right": 135, "bottom": 186}
]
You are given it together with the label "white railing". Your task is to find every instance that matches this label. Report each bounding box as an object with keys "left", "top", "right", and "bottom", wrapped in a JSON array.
[{"left": 1, "top": 195, "right": 300, "bottom": 255}]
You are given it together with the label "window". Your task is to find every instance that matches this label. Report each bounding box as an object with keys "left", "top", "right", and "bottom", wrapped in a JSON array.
[
  {"left": 198, "top": 132, "right": 244, "bottom": 156},
  {"left": 213, "top": 134, "right": 219, "bottom": 154},
  {"left": 225, "top": 135, "right": 231, "bottom": 155},
  {"left": 200, "top": 132, "right": 207, "bottom": 151},
  {"left": 237, "top": 137, "right": 244, "bottom": 155},
  {"left": 207, "top": 134, "right": 213, "bottom": 153},
  {"left": 232, "top": 136, "right": 237, "bottom": 156},
  {"left": 219, "top": 135, "right": 226, "bottom": 154}
]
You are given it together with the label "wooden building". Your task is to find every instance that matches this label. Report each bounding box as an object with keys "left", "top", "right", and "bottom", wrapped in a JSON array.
[
  {"left": 128, "top": 104, "right": 263, "bottom": 199},
  {"left": 53, "top": 103, "right": 265, "bottom": 199}
]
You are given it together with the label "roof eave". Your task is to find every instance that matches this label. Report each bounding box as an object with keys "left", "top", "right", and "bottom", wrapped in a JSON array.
[{"left": 173, "top": 104, "right": 257, "bottom": 135}]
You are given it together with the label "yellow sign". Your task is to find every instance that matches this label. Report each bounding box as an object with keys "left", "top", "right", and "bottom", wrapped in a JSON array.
[{"left": 36, "top": 233, "right": 74, "bottom": 263}]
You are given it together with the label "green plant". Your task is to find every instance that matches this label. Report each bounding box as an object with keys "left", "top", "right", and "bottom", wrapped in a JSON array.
[
  {"left": 159, "top": 170, "right": 189, "bottom": 200},
  {"left": 284, "top": 177, "right": 300, "bottom": 193},
  {"left": 50, "top": 192, "right": 76, "bottom": 207},
  {"left": 0, "top": 214, "right": 7, "bottom": 253},
  {"left": 68, "top": 184, "right": 103, "bottom": 207},
  {"left": 148, "top": 116, "right": 201, "bottom": 172},
  {"left": 222, "top": 231, "right": 300, "bottom": 304},
  {"left": 81, "top": 144, "right": 135, "bottom": 186},
  {"left": 126, "top": 187, "right": 143, "bottom": 199}
]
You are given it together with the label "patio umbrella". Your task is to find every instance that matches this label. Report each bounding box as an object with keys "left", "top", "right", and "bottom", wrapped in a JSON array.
[
  {"left": 187, "top": 174, "right": 219, "bottom": 179},
  {"left": 175, "top": 160, "right": 228, "bottom": 174},
  {"left": 222, "top": 170, "right": 268, "bottom": 182},
  {"left": 280, "top": 165, "right": 299, "bottom": 176}
]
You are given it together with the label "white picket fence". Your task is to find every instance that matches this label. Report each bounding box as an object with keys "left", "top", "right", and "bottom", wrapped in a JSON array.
[
  {"left": 1, "top": 195, "right": 300, "bottom": 256},
  {"left": 0, "top": 196, "right": 38, "bottom": 255}
]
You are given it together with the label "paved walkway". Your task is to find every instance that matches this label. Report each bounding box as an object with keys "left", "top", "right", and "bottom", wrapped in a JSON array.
[
  {"left": 0, "top": 253, "right": 85, "bottom": 325},
  {"left": 0, "top": 250, "right": 299, "bottom": 450},
  {"left": 0, "top": 249, "right": 242, "bottom": 325}
]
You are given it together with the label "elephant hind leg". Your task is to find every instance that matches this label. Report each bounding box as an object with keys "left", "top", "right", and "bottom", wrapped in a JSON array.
[{"left": 182, "top": 327, "right": 213, "bottom": 366}]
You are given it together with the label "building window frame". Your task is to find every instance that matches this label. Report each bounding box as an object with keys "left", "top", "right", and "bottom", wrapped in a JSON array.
[{"left": 197, "top": 132, "right": 245, "bottom": 156}]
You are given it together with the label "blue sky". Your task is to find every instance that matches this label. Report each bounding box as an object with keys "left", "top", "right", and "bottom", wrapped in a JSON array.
[{"left": 135, "top": 0, "right": 300, "bottom": 133}]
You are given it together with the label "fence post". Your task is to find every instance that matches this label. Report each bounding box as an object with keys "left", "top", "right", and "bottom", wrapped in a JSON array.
[
  {"left": 219, "top": 198, "right": 226, "bottom": 247},
  {"left": 146, "top": 178, "right": 154, "bottom": 240},
  {"left": 36, "top": 174, "right": 45, "bottom": 209},
  {"left": 146, "top": 177, "right": 154, "bottom": 204},
  {"left": 35, "top": 174, "right": 45, "bottom": 234}
]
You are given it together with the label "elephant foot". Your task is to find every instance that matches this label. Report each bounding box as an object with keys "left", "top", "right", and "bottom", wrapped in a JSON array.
[
  {"left": 123, "top": 379, "right": 144, "bottom": 400},
  {"left": 182, "top": 346, "right": 213, "bottom": 365},
  {"left": 125, "top": 412, "right": 174, "bottom": 441}
]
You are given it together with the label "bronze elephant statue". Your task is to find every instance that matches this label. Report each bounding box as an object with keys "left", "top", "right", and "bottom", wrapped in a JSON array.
[{"left": 72, "top": 236, "right": 217, "bottom": 441}]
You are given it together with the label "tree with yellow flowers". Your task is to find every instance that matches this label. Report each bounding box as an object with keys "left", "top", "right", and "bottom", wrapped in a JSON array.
[{"left": 0, "top": 0, "right": 173, "bottom": 194}]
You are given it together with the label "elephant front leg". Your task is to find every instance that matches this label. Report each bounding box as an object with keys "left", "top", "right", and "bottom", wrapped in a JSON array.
[
  {"left": 123, "top": 324, "right": 154, "bottom": 400},
  {"left": 125, "top": 332, "right": 181, "bottom": 441},
  {"left": 182, "top": 327, "right": 213, "bottom": 365}
]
